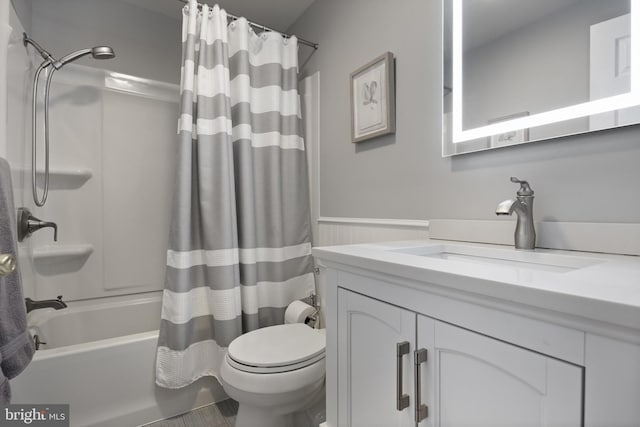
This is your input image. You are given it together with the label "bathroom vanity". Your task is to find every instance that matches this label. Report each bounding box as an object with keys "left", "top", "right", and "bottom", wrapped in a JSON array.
[{"left": 313, "top": 240, "right": 640, "bottom": 427}]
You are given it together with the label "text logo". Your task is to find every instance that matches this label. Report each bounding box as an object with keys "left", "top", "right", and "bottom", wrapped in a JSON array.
[{"left": 1, "top": 405, "right": 69, "bottom": 426}]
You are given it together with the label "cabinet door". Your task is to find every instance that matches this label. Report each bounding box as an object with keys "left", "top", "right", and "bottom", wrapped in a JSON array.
[
  {"left": 417, "top": 317, "right": 583, "bottom": 427},
  {"left": 338, "top": 289, "right": 416, "bottom": 427}
]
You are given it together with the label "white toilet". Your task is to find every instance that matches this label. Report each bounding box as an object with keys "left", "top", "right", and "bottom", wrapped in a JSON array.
[{"left": 220, "top": 321, "right": 326, "bottom": 427}]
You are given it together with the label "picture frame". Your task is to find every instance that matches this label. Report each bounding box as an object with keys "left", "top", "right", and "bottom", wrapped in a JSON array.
[
  {"left": 350, "top": 52, "right": 396, "bottom": 143},
  {"left": 488, "top": 112, "right": 530, "bottom": 147}
]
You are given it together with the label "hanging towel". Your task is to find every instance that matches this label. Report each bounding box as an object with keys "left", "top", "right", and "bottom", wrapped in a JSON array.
[{"left": 0, "top": 158, "right": 34, "bottom": 404}]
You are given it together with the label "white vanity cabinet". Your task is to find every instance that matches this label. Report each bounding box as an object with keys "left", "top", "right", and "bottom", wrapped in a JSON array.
[
  {"left": 421, "top": 318, "right": 582, "bottom": 427},
  {"left": 337, "top": 288, "right": 416, "bottom": 427},
  {"left": 314, "top": 241, "right": 640, "bottom": 427},
  {"left": 338, "top": 289, "right": 582, "bottom": 427}
]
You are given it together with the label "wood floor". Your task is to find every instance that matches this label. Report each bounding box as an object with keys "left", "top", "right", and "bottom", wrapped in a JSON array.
[{"left": 145, "top": 399, "right": 238, "bottom": 427}]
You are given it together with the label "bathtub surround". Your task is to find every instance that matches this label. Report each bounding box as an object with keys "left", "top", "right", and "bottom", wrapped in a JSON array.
[
  {"left": 8, "top": 0, "right": 30, "bottom": 34},
  {"left": 0, "top": 159, "right": 34, "bottom": 403},
  {"left": 8, "top": 61, "right": 179, "bottom": 301},
  {"left": 156, "top": 1, "right": 314, "bottom": 389},
  {"left": 6, "top": 0, "right": 36, "bottom": 302},
  {"left": 0, "top": 1, "right": 8, "bottom": 160}
]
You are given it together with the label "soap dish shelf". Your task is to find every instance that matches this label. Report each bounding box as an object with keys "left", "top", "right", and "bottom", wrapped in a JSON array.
[
  {"left": 33, "top": 168, "right": 93, "bottom": 189},
  {"left": 33, "top": 244, "right": 94, "bottom": 263}
]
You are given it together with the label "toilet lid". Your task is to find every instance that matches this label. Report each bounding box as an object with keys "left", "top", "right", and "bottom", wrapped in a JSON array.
[{"left": 228, "top": 324, "right": 325, "bottom": 372}]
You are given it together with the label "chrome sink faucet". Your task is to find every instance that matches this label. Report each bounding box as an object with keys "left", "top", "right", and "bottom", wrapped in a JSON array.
[{"left": 496, "top": 177, "right": 536, "bottom": 250}]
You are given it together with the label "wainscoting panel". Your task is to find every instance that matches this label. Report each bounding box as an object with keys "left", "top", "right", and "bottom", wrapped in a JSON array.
[{"left": 316, "top": 218, "right": 640, "bottom": 256}]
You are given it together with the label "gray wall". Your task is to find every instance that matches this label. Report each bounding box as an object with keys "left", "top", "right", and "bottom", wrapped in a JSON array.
[
  {"left": 30, "top": 0, "right": 182, "bottom": 83},
  {"left": 10, "top": 0, "right": 31, "bottom": 33},
  {"left": 289, "top": 0, "right": 640, "bottom": 223}
]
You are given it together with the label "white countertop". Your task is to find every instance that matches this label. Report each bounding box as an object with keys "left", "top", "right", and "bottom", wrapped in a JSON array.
[{"left": 313, "top": 240, "right": 640, "bottom": 332}]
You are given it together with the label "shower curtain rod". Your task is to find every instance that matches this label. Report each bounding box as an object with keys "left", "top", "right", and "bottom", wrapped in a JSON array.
[{"left": 177, "top": 0, "right": 319, "bottom": 49}]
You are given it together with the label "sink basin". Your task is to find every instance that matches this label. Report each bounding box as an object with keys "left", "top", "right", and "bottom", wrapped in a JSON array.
[{"left": 392, "top": 244, "right": 600, "bottom": 273}]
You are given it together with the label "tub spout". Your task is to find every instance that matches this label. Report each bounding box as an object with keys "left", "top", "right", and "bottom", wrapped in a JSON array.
[{"left": 25, "top": 296, "right": 67, "bottom": 313}]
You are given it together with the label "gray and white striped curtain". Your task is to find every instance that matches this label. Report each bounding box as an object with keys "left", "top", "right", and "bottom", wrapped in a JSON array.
[{"left": 155, "top": 0, "right": 314, "bottom": 389}]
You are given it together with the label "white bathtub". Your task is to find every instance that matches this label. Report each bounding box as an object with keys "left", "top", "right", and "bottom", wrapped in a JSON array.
[{"left": 10, "top": 293, "right": 226, "bottom": 427}]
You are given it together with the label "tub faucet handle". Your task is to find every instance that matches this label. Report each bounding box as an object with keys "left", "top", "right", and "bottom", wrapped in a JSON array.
[{"left": 17, "top": 208, "right": 58, "bottom": 242}]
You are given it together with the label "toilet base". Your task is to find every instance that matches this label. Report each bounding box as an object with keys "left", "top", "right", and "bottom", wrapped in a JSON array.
[{"left": 232, "top": 382, "right": 325, "bottom": 427}]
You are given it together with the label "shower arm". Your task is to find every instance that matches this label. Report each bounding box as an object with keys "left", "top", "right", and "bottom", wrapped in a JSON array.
[{"left": 23, "top": 33, "right": 56, "bottom": 65}]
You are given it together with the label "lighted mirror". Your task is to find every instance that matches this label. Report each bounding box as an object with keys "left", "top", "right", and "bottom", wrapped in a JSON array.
[{"left": 443, "top": 0, "right": 640, "bottom": 156}]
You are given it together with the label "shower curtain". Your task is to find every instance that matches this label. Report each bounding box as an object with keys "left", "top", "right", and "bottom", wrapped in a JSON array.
[{"left": 155, "top": 0, "right": 314, "bottom": 388}]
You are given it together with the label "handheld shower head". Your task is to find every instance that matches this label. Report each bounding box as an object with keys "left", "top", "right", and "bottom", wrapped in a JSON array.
[
  {"left": 53, "top": 46, "right": 116, "bottom": 69},
  {"left": 91, "top": 46, "right": 116, "bottom": 60}
]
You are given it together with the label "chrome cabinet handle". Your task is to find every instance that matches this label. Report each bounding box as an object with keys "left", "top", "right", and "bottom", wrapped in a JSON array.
[
  {"left": 414, "top": 348, "right": 428, "bottom": 423},
  {"left": 396, "top": 341, "right": 410, "bottom": 411},
  {"left": 0, "top": 253, "right": 16, "bottom": 276}
]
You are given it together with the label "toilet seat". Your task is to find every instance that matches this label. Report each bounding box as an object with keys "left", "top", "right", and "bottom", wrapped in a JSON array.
[{"left": 227, "top": 324, "right": 326, "bottom": 374}]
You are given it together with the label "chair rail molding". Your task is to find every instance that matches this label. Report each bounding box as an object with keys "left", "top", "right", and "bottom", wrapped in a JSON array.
[
  {"left": 316, "top": 217, "right": 430, "bottom": 246},
  {"left": 318, "top": 216, "right": 430, "bottom": 228}
]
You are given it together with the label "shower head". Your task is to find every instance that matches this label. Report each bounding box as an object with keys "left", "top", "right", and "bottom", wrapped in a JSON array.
[
  {"left": 52, "top": 46, "right": 116, "bottom": 69},
  {"left": 91, "top": 46, "right": 116, "bottom": 60}
]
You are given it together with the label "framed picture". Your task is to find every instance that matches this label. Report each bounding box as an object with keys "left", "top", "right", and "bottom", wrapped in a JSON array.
[
  {"left": 350, "top": 52, "right": 396, "bottom": 143},
  {"left": 488, "top": 112, "right": 530, "bottom": 147}
]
